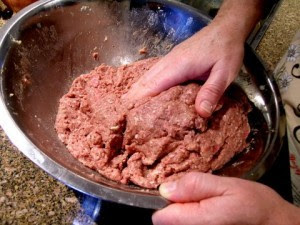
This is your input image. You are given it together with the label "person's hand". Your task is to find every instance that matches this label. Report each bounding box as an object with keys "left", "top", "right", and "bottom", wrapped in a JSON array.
[
  {"left": 152, "top": 172, "right": 300, "bottom": 225},
  {"left": 125, "top": 20, "right": 245, "bottom": 117}
]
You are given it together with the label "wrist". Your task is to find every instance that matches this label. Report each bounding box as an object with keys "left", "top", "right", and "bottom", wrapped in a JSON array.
[
  {"left": 208, "top": 19, "right": 247, "bottom": 45},
  {"left": 211, "top": 0, "right": 263, "bottom": 42}
]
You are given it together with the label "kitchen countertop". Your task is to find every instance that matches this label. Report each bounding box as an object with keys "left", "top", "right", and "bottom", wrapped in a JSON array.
[
  {"left": 257, "top": 0, "right": 300, "bottom": 70},
  {"left": 0, "top": 0, "right": 299, "bottom": 223}
]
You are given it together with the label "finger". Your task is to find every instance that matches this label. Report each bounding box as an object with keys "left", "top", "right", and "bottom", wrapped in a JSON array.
[
  {"left": 124, "top": 57, "right": 181, "bottom": 101},
  {"left": 195, "top": 59, "right": 241, "bottom": 117},
  {"left": 152, "top": 203, "right": 204, "bottom": 225},
  {"left": 124, "top": 54, "right": 210, "bottom": 102},
  {"left": 159, "top": 172, "right": 231, "bottom": 203},
  {"left": 152, "top": 201, "right": 234, "bottom": 225},
  {"left": 124, "top": 56, "right": 189, "bottom": 101}
]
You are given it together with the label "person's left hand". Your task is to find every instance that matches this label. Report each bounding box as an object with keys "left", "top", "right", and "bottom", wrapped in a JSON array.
[{"left": 152, "top": 172, "right": 300, "bottom": 225}]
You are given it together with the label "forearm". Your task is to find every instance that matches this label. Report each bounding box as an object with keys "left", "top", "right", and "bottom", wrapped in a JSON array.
[{"left": 212, "top": 0, "right": 265, "bottom": 41}]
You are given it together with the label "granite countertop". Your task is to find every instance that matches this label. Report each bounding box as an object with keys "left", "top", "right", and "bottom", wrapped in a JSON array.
[
  {"left": 0, "top": 0, "right": 299, "bottom": 223},
  {"left": 257, "top": 0, "right": 300, "bottom": 70}
]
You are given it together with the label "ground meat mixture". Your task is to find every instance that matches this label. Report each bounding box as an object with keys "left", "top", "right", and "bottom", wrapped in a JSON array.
[{"left": 55, "top": 57, "right": 251, "bottom": 189}]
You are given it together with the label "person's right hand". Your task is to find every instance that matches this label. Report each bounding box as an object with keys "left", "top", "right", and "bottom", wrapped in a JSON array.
[
  {"left": 124, "top": 20, "right": 245, "bottom": 118},
  {"left": 124, "top": 0, "right": 264, "bottom": 118},
  {"left": 152, "top": 172, "right": 300, "bottom": 225}
]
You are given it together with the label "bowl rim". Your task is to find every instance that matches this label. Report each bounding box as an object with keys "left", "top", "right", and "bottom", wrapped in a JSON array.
[{"left": 0, "top": 0, "right": 285, "bottom": 209}]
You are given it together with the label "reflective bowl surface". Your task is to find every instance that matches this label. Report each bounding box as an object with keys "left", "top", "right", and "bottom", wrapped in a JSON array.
[{"left": 0, "top": 0, "right": 285, "bottom": 209}]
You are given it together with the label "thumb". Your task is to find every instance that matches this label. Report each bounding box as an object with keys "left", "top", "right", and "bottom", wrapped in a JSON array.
[
  {"left": 195, "top": 64, "right": 233, "bottom": 117},
  {"left": 159, "top": 172, "right": 231, "bottom": 203},
  {"left": 195, "top": 46, "right": 244, "bottom": 117}
]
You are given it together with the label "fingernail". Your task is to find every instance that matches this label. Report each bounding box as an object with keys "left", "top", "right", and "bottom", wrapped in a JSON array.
[
  {"left": 159, "top": 181, "right": 177, "bottom": 198},
  {"left": 199, "top": 100, "right": 213, "bottom": 114}
]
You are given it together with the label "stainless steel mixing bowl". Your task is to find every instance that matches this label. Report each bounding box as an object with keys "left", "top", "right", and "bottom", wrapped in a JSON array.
[{"left": 0, "top": 0, "right": 285, "bottom": 209}]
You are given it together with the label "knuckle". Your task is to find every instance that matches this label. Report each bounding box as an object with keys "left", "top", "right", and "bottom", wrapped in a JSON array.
[
  {"left": 182, "top": 172, "right": 203, "bottom": 193},
  {"left": 202, "top": 83, "right": 224, "bottom": 99}
]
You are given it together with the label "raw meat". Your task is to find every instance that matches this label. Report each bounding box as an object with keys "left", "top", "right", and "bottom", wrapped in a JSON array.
[{"left": 55, "top": 57, "right": 251, "bottom": 188}]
